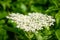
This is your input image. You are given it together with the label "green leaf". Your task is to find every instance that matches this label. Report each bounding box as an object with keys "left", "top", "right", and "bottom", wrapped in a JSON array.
[
  {"left": 45, "top": 6, "right": 58, "bottom": 13},
  {"left": 51, "top": 0, "right": 59, "bottom": 7},
  {"left": 0, "top": 25, "right": 8, "bottom": 40},
  {"left": 55, "top": 11, "right": 60, "bottom": 26},
  {"left": 20, "top": 3, "right": 27, "bottom": 12},
  {"left": 0, "top": 20, "right": 5, "bottom": 24},
  {"left": 34, "top": 0, "right": 47, "bottom": 5},
  {"left": 0, "top": 11, "right": 8, "bottom": 19},
  {"left": 0, "top": 0, "right": 11, "bottom": 10},
  {"left": 31, "top": 5, "right": 45, "bottom": 12},
  {"left": 55, "top": 29, "right": 60, "bottom": 40},
  {"left": 3, "top": 25, "right": 18, "bottom": 34}
]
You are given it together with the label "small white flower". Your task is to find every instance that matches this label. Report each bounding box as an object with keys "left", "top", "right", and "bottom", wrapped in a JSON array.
[{"left": 6, "top": 12, "right": 55, "bottom": 32}]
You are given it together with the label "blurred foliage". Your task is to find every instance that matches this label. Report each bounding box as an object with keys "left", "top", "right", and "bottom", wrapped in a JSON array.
[{"left": 0, "top": 0, "right": 60, "bottom": 40}]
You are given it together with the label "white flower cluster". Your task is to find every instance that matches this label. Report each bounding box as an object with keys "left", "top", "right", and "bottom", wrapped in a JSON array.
[{"left": 6, "top": 12, "right": 55, "bottom": 32}]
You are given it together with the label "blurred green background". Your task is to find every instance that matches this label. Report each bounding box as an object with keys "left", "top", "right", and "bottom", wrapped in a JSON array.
[{"left": 0, "top": 0, "right": 60, "bottom": 40}]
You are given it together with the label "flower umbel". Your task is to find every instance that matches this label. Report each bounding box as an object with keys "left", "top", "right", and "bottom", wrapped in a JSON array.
[{"left": 6, "top": 13, "right": 55, "bottom": 32}]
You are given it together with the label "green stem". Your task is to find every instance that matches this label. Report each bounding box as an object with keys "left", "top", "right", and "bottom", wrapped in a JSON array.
[
  {"left": 28, "top": 32, "right": 31, "bottom": 40},
  {"left": 15, "top": 33, "right": 18, "bottom": 40},
  {"left": 29, "top": 38, "right": 31, "bottom": 40},
  {"left": 34, "top": 32, "right": 43, "bottom": 40},
  {"left": 25, "top": 32, "right": 32, "bottom": 40}
]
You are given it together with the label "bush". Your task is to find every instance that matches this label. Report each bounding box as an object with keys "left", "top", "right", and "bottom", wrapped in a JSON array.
[{"left": 0, "top": 0, "right": 60, "bottom": 40}]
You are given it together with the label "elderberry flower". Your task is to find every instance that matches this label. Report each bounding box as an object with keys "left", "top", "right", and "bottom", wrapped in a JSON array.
[{"left": 6, "top": 12, "right": 55, "bottom": 32}]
